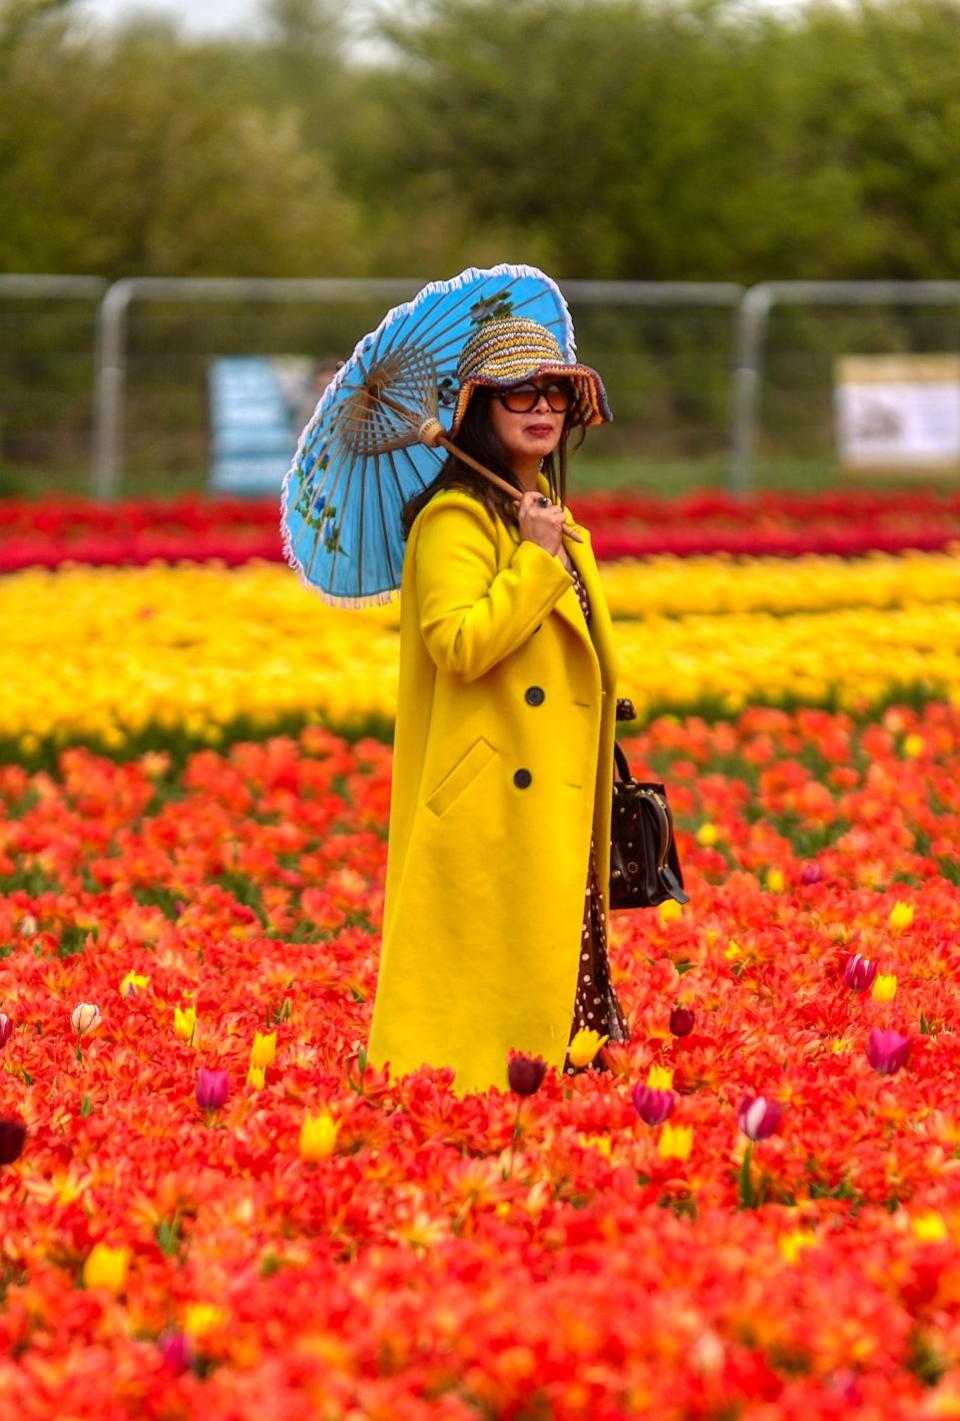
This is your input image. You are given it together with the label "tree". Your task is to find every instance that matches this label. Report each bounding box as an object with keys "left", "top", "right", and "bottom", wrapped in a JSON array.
[{"left": 0, "top": 11, "right": 362, "bottom": 276}]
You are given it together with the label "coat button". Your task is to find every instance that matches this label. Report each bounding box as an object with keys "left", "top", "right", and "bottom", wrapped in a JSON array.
[
  {"left": 513, "top": 768, "right": 532, "bottom": 789},
  {"left": 524, "top": 685, "right": 545, "bottom": 706}
]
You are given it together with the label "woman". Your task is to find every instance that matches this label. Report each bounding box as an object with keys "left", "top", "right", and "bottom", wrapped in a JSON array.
[{"left": 367, "top": 316, "right": 628, "bottom": 1095}]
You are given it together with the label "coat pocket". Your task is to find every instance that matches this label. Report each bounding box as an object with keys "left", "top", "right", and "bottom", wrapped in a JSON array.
[{"left": 424, "top": 736, "right": 498, "bottom": 818}]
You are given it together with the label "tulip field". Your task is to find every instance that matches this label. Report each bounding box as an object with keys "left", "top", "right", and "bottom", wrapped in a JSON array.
[{"left": 5, "top": 487, "right": 960, "bottom": 1419}]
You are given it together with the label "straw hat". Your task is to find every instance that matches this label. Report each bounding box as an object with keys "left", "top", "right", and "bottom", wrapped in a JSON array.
[{"left": 451, "top": 316, "right": 612, "bottom": 434}]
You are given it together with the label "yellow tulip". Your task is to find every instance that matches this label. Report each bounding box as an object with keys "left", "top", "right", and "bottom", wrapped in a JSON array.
[
  {"left": 658, "top": 898, "right": 683, "bottom": 924},
  {"left": 766, "top": 867, "right": 785, "bottom": 893},
  {"left": 889, "top": 901, "right": 915, "bottom": 933},
  {"left": 174, "top": 1004, "right": 197, "bottom": 1043},
  {"left": 567, "top": 1028, "right": 609, "bottom": 1068},
  {"left": 83, "top": 1243, "right": 130, "bottom": 1293},
  {"left": 250, "top": 1030, "right": 277, "bottom": 1069},
  {"left": 578, "top": 1134, "right": 613, "bottom": 1158},
  {"left": 183, "top": 1303, "right": 226, "bottom": 1337},
  {"left": 696, "top": 823, "right": 719, "bottom": 846},
  {"left": 779, "top": 1230, "right": 817, "bottom": 1264},
  {"left": 903, "top": 734, "right": 926, "bottom": 758},
  {"left": 600, "top": 549, "right": 960, "bottom": 618},
  {"left": 7, "top": 557, "right": 960, "bottom": 755},
  {"left": 119, "top": 971, "right": 149, "bottom": 1000},
  {"left": 871, "top": 973, "right": 898, "bottom": 1003},
  {"left": 913, "top": 1212, "right": 949, "bottom": 1243},
  {"left": 140, "top": 751, "right": 170, "bottom": 779},
  {"left": 246, "top": 1064, "right": 266, "bottom": 1091},
  {"left": 657, "top": 1122, "right": 694, "bottom": 1161},
  {"left": 299, "top": 1110, "right": 340, "bottom": 1161},
  {"left": 646, "top": 1064, "right": 674, "bottom": 1090}
]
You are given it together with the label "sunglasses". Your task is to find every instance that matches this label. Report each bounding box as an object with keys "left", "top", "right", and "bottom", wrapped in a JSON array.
[{"left": 495, "top": 380, "right": 574, "bottom": 414}]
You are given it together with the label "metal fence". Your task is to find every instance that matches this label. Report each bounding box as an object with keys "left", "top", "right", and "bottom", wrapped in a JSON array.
[
  {"left": 3, "top": 274, "right": 960, "bottom": 497},
  {"left": 732, "top": 281, "right": 960, "bottom": 493},
  {"left": 91, "top": 277, "right": 742, "bottom": 499},
  {"left": 0, "top": 275, "right": 107, "bottom": 492}
]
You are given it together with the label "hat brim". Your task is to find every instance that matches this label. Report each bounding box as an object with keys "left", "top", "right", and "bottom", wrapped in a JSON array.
[{"left": 450, "top": 362, "right": 612, "bottom": 435}]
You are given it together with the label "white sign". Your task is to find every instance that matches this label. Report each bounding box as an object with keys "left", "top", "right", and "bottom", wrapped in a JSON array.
[{"left": 835, "top": 355, "right": 960, "bottom": 472}]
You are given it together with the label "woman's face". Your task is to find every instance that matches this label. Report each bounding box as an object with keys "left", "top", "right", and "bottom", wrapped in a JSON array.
[{"left": 488, "top": 381, "right": 568, "bottom": 468}]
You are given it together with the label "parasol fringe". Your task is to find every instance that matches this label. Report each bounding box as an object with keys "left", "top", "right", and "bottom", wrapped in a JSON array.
[
  {"left": 311, "top": 584, "right": 401, "bottom": 611},
  {"left": 279, "top": 490, "right": 400, "bottom": 609},
  {"left": 279, "top": 507, "right": 401, "bottom": 609},
  {"left": 280, "top": 262, "right": 576, "bottom": 601}
]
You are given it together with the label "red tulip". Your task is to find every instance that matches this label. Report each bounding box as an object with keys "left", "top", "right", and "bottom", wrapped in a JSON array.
[
  {"left": 6, "top": 693, "right": 960, "bottom": 1407},
  {"left": 0, "top": 1118, "right": 26, "bottom": 1165},
  {"left": 843, "top": 953, "right": 879, "bottom": 992},
  {"left": 631, "top": 1084, "right": 675, "bottom": 1126},
  {"left": 507, "top": 1053, "right": 546, "bottom": 1097},
  {"left": 669, "top": 1006, "right": 695, "bottom": 1037},
  {"left": 737, "top": 1095, "right": 783, "bottom": 1141},
  {"left": 158, "top": 1330, "right": 194, "bottom": 1375},
  {"left": 867, "top": 1028, "right": 911, "bottom": 1076},
  {"left": 196, "top": 1068, "right": 230, "bottom": 1110}
]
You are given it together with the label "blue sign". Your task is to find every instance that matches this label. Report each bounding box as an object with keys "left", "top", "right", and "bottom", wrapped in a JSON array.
[{"left": 209, "top": 356, "right": 315, "bottom": 494}]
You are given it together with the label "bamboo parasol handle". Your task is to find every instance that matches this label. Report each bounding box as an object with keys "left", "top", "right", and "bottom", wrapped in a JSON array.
[{"left": 419, "top": 419, "right": 583, "bottom": 544}]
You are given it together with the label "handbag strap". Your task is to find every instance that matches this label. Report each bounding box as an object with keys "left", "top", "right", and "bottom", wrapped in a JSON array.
[
  {"left": 613, "top": 742, "right": 632, "bottom": 783},
  {"left": 613, "top": 743, "right": 671, "bottom": 871}
]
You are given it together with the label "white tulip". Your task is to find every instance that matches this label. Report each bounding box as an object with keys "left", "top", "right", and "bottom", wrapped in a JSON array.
[{"left": 70, "top": 1002, "right": 102, "bottom": 1036}]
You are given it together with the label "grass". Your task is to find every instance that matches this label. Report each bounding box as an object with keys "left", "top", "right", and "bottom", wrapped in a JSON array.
[
  {"left": 569, "top": 454, "right": 835, "bottom": 496},
  {"left": 571, "top": 453, "right": 960, "bottom": 497},
  {"left": 10, "top": 453, "right": 960, "bottom": 501},
  {"left": 5, "top": 454, "right": 960, "bottom": 502}
]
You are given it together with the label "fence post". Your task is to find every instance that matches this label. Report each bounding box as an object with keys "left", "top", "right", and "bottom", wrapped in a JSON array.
[
  {"left": 91, "top": 277, "right": 427, "bottom": 499},
  {"left": 93, "top": 280, "right": 135, "bottom": 500},
  {"left": 731, "top": 284, "right": 773, "bottom": 498}
]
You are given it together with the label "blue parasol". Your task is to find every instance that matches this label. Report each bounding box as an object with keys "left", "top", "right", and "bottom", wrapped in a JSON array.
[{"left": 280, "top": 262, "right": 578, "bottom": 607}]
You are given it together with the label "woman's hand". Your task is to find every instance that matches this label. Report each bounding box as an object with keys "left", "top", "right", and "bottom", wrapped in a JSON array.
[{"left": 516, "top": 490, "right": 567, "bottom": 557}]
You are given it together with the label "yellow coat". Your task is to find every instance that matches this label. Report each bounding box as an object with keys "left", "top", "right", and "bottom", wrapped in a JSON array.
[{"left": 367, "top": 472, "right": 619, "bottom": 1095}]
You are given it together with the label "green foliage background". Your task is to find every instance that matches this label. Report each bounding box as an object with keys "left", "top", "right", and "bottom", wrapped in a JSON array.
[{"left": 3, "top": 0, "right": 960, "bottom": 284}]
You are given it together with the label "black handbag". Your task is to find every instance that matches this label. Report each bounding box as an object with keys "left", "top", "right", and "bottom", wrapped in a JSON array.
[{"left": 609, "top": 700, "right": 689, "bottom": 910}]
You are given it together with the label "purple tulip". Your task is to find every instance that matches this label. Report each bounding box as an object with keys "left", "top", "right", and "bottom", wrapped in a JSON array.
[
  {"left": 867, "top": 1028, "right": 911, "bottom": 1076},
  {"left": 669, "top": 1006, "right": 695, "bottom": 1038},
  {"left": 737, "top": 1095, "right": 783, "bottom": 1142},
  {"left": 801, "top": 864, "right": 823, "bottom": 885},
  {"left": 158, "top": 1329, "right": 194, "bottom": 1376},
  {"left": 507, "top": 1054, "right": 546, "bottom": 1097},
  {"left": 632, "top": 1083, "right": 675, "bottom": 1126},
  {"left": 196, "top": 1067, "right": 229, "bottom": 1111},
  {"left": 0, "top": 1014, "right": 11, "bottom": 1050},
  {"left": 843, "top": 953, "right": 879, "bottom": 992},
  {"left": 0, "top": 1118, "right": 26, "bottom": 1166}
]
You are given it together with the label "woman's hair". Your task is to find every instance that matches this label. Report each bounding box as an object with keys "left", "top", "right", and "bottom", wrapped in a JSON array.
[{"left": 400, "top": 388, "right": 581, "bottom": 539}]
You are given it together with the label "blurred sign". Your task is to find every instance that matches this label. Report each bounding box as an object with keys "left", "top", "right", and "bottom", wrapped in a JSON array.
[
  {"left": 835, "top": 354, "right": 960, "bottom": 473},
  {"left": 208, "top": 356, "right": 319, "bottom": 493}
]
